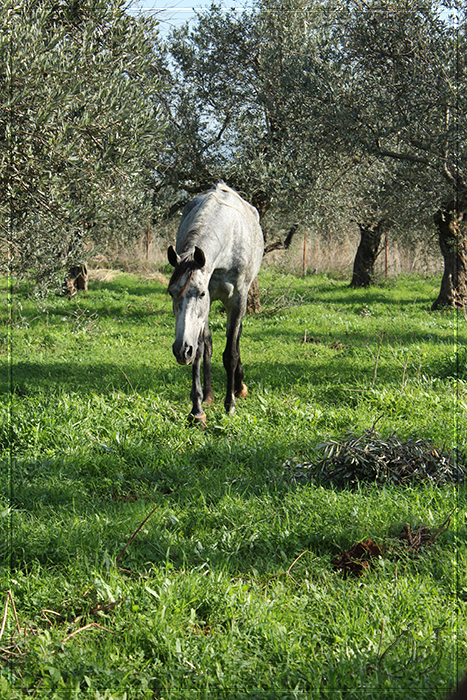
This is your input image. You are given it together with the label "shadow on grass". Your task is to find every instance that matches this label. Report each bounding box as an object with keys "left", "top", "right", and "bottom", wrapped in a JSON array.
[
  {"left": 6, "top": 441, "right": 463, "bottom": 580},
  {"left": 5, "top": 359, "right": 189, "bottom": 396},
  {"left": 247, "top": 323, "right": 462, "bottom": 347},
  {"left": 308, "top": 290, "right": 439, "bottom": 309},
  {"left": 259, "top": 273, "right": 441, "bottom": 300},
  {"left": 5, "top": 336, "right": 462, "bottom": 399}
]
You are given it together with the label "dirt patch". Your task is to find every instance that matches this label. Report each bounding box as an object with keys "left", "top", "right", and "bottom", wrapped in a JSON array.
[{"left": 88, "top": 268, "right": 124, "bottom": 283}]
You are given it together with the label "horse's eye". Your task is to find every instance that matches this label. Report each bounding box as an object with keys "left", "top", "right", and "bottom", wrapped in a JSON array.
[{"left": 199, "top": 292, "right": 206, "bottom": 298}]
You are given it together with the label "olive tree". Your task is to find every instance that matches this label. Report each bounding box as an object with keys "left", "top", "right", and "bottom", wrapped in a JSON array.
[
  {"left": 338, "top": 0, "right": 466, "bottom": 306},
  {"left": 1, "top": 0, "right": 167, "bottom": 291},
  {"left": 155, "top": 0, "right": 345, "bottom": 311},
  {"left": 157, "top": 0, "right": 343, "bottom": 229},
  {"left": 248, "top": 0, "right": 462, "bottom": 294},
  {"left": 158, "top": 0, "right": 465, "bottom": 305}
]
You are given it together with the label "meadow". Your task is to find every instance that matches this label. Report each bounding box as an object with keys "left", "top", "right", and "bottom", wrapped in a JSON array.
[{"left": 1, "top": 268, "right": 466, "bottom": 699}]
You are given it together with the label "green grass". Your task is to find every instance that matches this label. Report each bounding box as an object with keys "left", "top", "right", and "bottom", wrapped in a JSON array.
[{"left": 1, "top": 270, "right": 466, "bottom": 699}]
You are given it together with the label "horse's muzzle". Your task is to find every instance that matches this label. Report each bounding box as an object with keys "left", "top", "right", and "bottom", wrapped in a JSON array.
[{"left": 173, "top": 341, "right": 194, "bottom": 365}]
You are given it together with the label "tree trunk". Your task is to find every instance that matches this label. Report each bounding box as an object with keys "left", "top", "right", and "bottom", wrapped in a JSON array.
[
  {"left": 247, "top": 192, "right": 271, "bottom": 313},
  {"left": 247, "top": 277, "right": 261, "bottom": 313},
  {"left": 431, "top": 200, "right": 467, "bottom": 310},
  {"left": 63, "top": 263, "right": 88, "bottom": 296},
  {"left": 251, "top": 191, "right": 270, "bottom": 226},
  {"left": 350, "top": 220, "right": 386, "bottom": 287}
]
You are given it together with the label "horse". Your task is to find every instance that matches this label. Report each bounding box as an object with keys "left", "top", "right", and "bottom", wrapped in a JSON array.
[{"left": 167, "top": 182, "right": 264, "bottom": 423}]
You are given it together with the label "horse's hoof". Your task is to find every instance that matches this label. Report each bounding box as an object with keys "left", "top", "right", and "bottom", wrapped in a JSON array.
[
  {"left": 235, "top": 383, "right": 248, "bottom": 398},
  {"left": 188, "top": 412, "right": 207, "bottom": 426},
  {"left": 203, "top": 392, "right": 214, "bottom": 405}
]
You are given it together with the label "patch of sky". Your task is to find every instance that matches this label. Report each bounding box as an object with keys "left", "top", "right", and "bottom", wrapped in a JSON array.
[
  {"left": 127, "top": 1, "right": 461, "bottom": 38},
  {"left": 127, "top": 0, "right": 253, "bottom": 35}
]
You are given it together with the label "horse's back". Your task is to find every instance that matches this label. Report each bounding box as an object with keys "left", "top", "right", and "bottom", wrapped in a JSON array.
[{"left": 177, "top": 183, "right": 263, "bottom": 282}]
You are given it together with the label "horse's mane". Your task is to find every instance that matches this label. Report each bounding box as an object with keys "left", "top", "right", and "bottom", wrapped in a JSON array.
[{"left": 188, "top": 182, "right": 253, "bottom": 233}]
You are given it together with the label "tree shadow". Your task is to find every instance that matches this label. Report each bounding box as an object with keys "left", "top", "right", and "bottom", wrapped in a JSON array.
[
  {"left": 246, "top": 323, "right": 463, "bottom": 348},
  {"left": 4, "top": 359, "right": 188, "bottom": 396},
  {"left": 6, "top": 432, "right": 463, "bottom": 579}
]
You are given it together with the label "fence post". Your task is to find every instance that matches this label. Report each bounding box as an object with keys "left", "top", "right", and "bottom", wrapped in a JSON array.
[
  {"left": 302, "top": 232, "right": 307, "bottom": 277},
  {"left": 146, "top": 217, "right": 150, "bottom": 262},
  {"left": 385, "top": 228, "right": 388, "bottom": 278}
]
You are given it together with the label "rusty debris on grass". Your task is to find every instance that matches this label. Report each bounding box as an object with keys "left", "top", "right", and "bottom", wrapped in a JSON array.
[
  {"left": 332, "top": 509, "right": 456, "bottom": 579},
  {"left": 332, "top": 538, "right": 384, "bottom": 579},
  {"left": 397, "top": 524, "right": 432, "bottom": 551}
]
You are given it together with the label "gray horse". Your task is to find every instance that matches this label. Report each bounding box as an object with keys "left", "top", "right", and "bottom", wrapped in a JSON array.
[{"left": 167, "top": 182, "right": 264, "bottom": 423}]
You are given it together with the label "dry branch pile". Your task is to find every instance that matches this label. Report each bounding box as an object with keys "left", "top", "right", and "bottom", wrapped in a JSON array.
[{"left": 285, "top": 430, "right": 465, "bottom": 488}]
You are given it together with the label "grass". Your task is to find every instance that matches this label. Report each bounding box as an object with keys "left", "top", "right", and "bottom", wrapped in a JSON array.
[{"left": 1, "top": 269, "right": 466, "bottom": 699}]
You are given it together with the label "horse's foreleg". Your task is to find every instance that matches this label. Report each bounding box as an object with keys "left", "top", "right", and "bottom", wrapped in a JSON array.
[
  {"left": 189, "top": 335, "right": 206, "bottom": 424},
  {"left": 202, "top": 324, "right": 214, "bottom": 405}
]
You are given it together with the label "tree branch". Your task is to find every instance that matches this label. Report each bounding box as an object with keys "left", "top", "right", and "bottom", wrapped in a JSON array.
[
  {"left": 377, "top": 148, "right": 430, "bottom": 165},
  {"left": 264, "top": 223, "right": 299, "bottom": 253},
  {"left": 442, "top": 160, "right": 467, "bottom": 198}
]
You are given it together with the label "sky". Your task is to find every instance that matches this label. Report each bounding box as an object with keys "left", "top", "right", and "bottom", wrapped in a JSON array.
[
  {"left": 127, "top": 0, "right": 253, "bottom": 34},
  {"left": 126, "top": 1, "right": 460, "bottom": 38}
]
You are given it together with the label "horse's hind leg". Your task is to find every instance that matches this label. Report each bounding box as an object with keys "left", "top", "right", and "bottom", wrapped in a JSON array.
[
  {"left": 234, "top": 324, "right": 248, "bottom": 398},
  {"left": 223, "top": 304, "right": 248, "bottom": 414},
  {"left": 202, "top": 324, "right": 214, "bottom": 404}
]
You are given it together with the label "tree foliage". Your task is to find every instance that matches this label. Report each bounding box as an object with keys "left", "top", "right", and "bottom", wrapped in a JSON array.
[
  {"left": 158, "top": 1, "right": 458, "bottom": 221},
  {"left": 340, "top": 0, "right": 465, "bottom": 203},
  {"left": 3, "top": 0, "right": 466, "bottom": 303},
  {"left": 154, "top": 0, "right": 354, "bottom": 261},
  {"left": 157, "top": 0, "right": 465, "bottom": 303},
  {"left": 1, "top": 0, "right": 166, "bottom": 289},
  {"left": 338, "top": 0, "right": 466, "bottom": 304}
]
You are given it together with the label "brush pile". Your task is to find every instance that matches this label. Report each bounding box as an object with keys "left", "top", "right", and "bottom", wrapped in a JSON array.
[{"left": 285, "top": 430, "right": 466, "bottom": 487}]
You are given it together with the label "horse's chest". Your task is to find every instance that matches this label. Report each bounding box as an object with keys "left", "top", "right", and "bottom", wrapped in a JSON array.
[{"left": 209, "top": 269, "right": 236, "bottom": 303}]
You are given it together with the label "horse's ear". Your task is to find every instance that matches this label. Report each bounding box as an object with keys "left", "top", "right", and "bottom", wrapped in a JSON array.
[
  {"left": 194, "top": 246, "right": 206, "bottom": 269},
  {"left": 167, "top": 245, "right": 180, "bottom": 267}
]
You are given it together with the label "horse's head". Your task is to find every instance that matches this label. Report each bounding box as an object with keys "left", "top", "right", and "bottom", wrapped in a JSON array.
[{"left": 167, "top": 245, "right": 210, "bottom": 365}]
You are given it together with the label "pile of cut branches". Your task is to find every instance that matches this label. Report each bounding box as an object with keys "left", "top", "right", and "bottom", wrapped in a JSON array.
[{"left": 285, "top": 430, "right": 466, "bottom": 488}]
